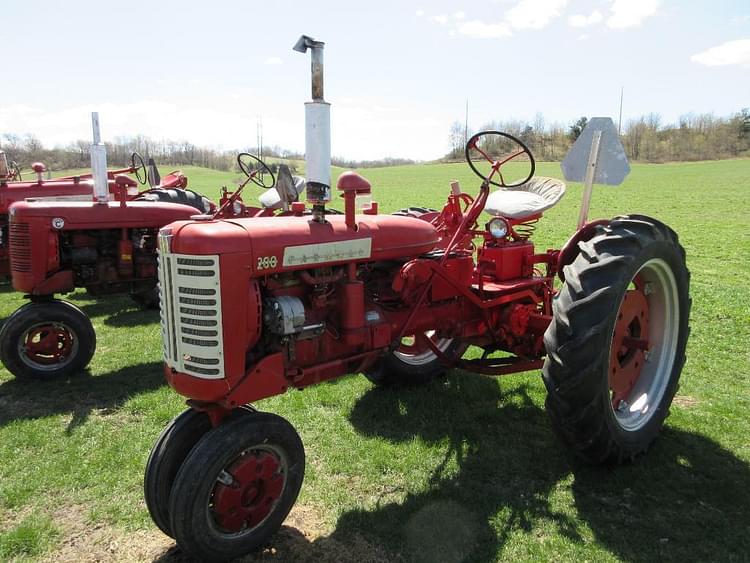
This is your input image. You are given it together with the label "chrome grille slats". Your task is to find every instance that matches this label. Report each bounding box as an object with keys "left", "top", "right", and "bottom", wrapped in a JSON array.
[
  {"left": 9, "top": 223, "right": 31, "bottom": 273},
  {"left": 158, "top": 250, "right": 224, "bottom": 379}
]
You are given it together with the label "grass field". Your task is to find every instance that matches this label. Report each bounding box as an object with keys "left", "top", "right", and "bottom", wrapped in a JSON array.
[{"left": 0, "top": 158, "right": 748, "bottom": 562}]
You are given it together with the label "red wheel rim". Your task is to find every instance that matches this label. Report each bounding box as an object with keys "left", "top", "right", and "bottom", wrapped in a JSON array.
[
  {"left": 211, "top": 450, "right": 284, "bottom": 533},
  {"left": 21, "top": 323, "right": 76, "bottom": 366},
  {"left": 609, "top": 278, "right": 650, "bottom": 410}
]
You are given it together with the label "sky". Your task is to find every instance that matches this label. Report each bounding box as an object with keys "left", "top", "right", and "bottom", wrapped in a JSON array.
[{"left": 0, "top": 0, "right": 748, "bottom": 161}]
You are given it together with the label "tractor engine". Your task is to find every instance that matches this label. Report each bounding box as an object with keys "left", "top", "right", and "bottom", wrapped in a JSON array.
[
  {"left": 158, "top": 206, "right": 552, "bottom": 407},
  {"left": 159, "top": 213, "right": 448, "bottom": 403}
]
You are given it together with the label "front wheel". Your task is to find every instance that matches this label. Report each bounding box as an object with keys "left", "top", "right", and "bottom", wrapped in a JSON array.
[
  {"left": 0, "top": 300, "right": 96, "bottom": 380},
  {"left": 543, "top": 215, "right": 690, "bottom": 464},
  {"left": 168, "top": 411, "right": 305, "bottom": 562}
]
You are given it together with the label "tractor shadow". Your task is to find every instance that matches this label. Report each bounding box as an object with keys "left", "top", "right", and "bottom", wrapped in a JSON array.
[
  {"left": 65, "top": 292, "right": 160, "bottom": 328},
  {"left": 328, "top": 373, "right": 750, "bottom": 562},
  {"left": 0, "top": 361, "right": 165, "bottom": 433}
]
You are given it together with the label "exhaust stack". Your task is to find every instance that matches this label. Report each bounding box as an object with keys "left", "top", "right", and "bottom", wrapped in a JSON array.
[
  {"left": 90, "top": 112, "right": 109, "bottom": 204},
  {"left": 294, "top": 35, "right": 331, "bottom": 221}
]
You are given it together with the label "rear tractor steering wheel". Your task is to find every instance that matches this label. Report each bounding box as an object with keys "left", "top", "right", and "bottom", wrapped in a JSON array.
[
  {"left": 131, "top": 152, "right": 148, "bottom": 185},
  {"left": 237, "top": 153, "right": 275, "bottom": 189},
  {"left": 465, "top": 131, "right": 535, "bottom": 188}
]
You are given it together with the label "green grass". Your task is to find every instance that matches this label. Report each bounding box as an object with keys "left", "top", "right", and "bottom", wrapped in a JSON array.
[{"left": 0, "top": 159, "right": 748, "bottom": 561}]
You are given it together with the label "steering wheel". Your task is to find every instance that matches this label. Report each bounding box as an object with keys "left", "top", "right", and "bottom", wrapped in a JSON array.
[
  {"left": 130, "top": 152, "right": 147, "bottom": 185},
  {"left": 465, "top": 131, "right": 535, "bottom": 188},
  {"left": 10, "top": 161, "right": 22, "bottom": 181},
  {"left": 237, "top": 153, "right": 275, "bottom": 189}
]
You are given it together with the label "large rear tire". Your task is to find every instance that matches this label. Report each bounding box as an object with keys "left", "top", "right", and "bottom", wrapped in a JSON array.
[
  {"left": 543, "top": 215, "right": 690, "bottom": 464},
  {"left": 365, "top": 332, "right": 465, "bottom": 386},
  {"left": 0, "top": 300, "right": 96, "bottom": 380},
  {"left": 168, "top": 411, "right": 305, "bottom": 562},
  {"left": 136, "top": 188, "right": 212, "bottom": 213}
]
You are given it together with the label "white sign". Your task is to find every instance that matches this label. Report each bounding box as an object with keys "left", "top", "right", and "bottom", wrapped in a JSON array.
[{"left": 561, "top": 117, "right": 630, "bottom": 186}]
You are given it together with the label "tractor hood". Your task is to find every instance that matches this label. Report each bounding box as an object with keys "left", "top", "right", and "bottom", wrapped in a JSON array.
[
  {"left": 10, "top": 200, "right": 201, "bottom": 229},
  {"left": 167, "top": 214, "right": 439, "bottom": 275}
]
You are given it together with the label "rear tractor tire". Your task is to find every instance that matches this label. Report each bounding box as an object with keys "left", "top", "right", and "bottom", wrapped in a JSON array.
[
  {"left": 0, "top": 300, "right": 96, "bottom": 380},
  {"left": 168, "top": 411, "right": 305, "bottom": 562},
  {"left": 136, "top": 188, "right": 213, "bottom": 214},
  {"left": 365, "top": 331, "right": 465, "bottom": 386},
  {"left": 543, "top": 215, "right": 690, "bottom": 464}
]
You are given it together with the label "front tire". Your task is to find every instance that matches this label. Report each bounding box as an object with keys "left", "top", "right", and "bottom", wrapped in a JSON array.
[
  {"left": 0, "top": 300, "right": 96, "bottom": 380},
  {"left": 543, "top": 215, "right": 690, "bottom": 464},
  {"left": 144, "top": 409, "right": 213, "bottom": 538},
  {"left": 168, "top": 411, "right": 305, "bottom": 562}
]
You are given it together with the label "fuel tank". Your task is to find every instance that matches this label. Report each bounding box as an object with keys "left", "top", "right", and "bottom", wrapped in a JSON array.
[{"left": 168, "top": 214, "right": 439, "bottom": 274}]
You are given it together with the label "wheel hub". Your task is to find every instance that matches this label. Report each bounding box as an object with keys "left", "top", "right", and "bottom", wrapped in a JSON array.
[
  {"left": 212, "top": 451, "right": 283, "bottom": 533},
  {"left": 609, "top": 286, "right": 650, "bottom": 408},
  {"left": 23, "top": 323, "right": 74, "bottom": 365}
]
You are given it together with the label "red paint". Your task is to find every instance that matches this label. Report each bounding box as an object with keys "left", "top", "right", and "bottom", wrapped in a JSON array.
[
  {"left": 609, "top": 282, "right": 650, "bottom": 408},
  {"left": 212, "top": 450, "right": 284, "bottom": 532}
]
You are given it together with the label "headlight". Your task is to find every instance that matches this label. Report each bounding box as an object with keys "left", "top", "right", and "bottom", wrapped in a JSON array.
[{"left": 487, "top": 217, "right": 508, "bottom": 239}]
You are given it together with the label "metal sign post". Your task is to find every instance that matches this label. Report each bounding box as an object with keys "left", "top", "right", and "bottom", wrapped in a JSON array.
[
  {"left": 577, "top": 130, "right": 602, "bottom": 229},
  {"left": 561, "top": 117, "right": 631, "bottom": 229}
]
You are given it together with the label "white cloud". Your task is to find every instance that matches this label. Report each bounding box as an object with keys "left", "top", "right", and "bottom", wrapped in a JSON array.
[
  {"left": 415, "top": 9, "right": 424, "bottom": 17},
  {"left": 731, "top": 15, "right": 750, "bottom": 25},
  {"left": 606, "top": 0, "right": 659, "bottom": 29},
  {"left": 506, "top": 0, "right": 568, "bottom": 30},
  {"left": 453, "top": 11, "right": 466, "bottom": 20},
  {"left": 577, "top": 33, "right": 589, "bottom": 41},
  {"left": 456, "top": 20, "right": 513, "bottom": 38},
  {"left": 568, "top": 10, "right": 602, "bottom": 28},
  {"left": 691, "top": 39, "right": 750, "bottom": 67},
  {"left": 264, "top": 56, "right": 282, "bottom": 65},
  {"left": 431, "top": 14, "right": 449, "bottom": 25}
]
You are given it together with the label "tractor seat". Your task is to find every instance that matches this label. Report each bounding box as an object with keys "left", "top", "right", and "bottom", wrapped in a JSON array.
[{"left": 484, "top": 176, "right": 566, "bottom": 220}]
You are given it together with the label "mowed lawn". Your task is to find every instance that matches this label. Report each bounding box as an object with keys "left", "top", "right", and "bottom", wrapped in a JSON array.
[{"left": 0, "top": 158, "right": 748, "bottom": 562}]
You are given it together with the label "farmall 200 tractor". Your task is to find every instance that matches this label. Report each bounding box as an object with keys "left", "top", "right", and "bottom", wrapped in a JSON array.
[
  {"left": 145, "top": 37, "right": 690, "bottom": 561},
  {"left": 0, "top": 113, "right": 313, "bottom": 382},
  {"left": 0, "top": 114, "right": 218, "bottom": 380}
]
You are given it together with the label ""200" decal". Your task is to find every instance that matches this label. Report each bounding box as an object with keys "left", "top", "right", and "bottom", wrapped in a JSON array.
[{"left": 256, "top": 255, "right": 278, "bottom": 270}]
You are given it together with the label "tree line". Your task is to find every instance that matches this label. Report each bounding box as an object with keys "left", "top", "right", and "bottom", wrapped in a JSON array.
[
  {"left": 0, "top": 133, "right": 417, "bottom": 174},
  {"left": 448, "top": 109, "right": 750, "bottom": 162}
]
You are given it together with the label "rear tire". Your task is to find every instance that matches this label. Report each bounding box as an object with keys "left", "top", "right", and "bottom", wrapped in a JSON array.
[
  {"left": 392, "top": 207, "right": 438, "bottom": 219},
  {"left": 168, "top": 411, "right": 305, "bottom": 562},
  {"left": 543, "top": 215, "right": 690, "bottom": 464},
  {"left": 130, "top": 286, "right": 159, "bottom": 309},
  {"left": 136, "top": 188, "right": 212, "bottom": 214},
  {"left": 0, "top": 300, "right": 96, "bottom": 380},
  {"left": 365, "top": 332, "right": 465, "bottom": 386}
]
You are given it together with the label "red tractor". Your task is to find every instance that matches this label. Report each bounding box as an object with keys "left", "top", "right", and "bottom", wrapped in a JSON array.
[
  {"left": 0, "top": 135, "right": 311, "bottom": 382},
  {"left": 144, "top": 37, "right": 689, "bottom": 562},
  {"left": 0, "top": 149, "right": 185, "bottom": 278}
]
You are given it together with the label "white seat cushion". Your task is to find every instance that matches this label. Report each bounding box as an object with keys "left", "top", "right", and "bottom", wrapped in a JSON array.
[{"left": 484, "top": 176, "right": 566, "bottom": 220}]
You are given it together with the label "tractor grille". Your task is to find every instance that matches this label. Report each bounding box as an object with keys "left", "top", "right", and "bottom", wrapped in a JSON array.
[
  {"left": 158, "top": 251, "right": 224, "bottom": 379},
  {"left": 9, "top": 223, "right": 31, "bottom": 273}
]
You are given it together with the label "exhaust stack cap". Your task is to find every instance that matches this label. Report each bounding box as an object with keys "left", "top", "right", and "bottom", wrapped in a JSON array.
[{"left": 294, "top": 34, "right": 331, "bottom": 215}]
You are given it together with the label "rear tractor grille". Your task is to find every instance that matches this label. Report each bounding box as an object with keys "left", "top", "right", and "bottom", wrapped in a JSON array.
[{"left": 159, "top": 253, "right": 224, "bottom": 379}]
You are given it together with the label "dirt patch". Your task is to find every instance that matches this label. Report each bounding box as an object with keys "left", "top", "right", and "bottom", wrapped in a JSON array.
[
  {"left": 673, "top": 395, "right": 698, "bottom": 408},
  {"left": 36, "top": 503, "right": 399, "bottom": 563}
]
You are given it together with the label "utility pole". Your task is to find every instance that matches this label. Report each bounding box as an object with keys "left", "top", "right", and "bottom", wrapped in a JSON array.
[
  {"left": 618, "top": 86, "right": 624, "bottom": 135},
  {"left": 464, "top": 99, "right": 469, "bottom": 145}
]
